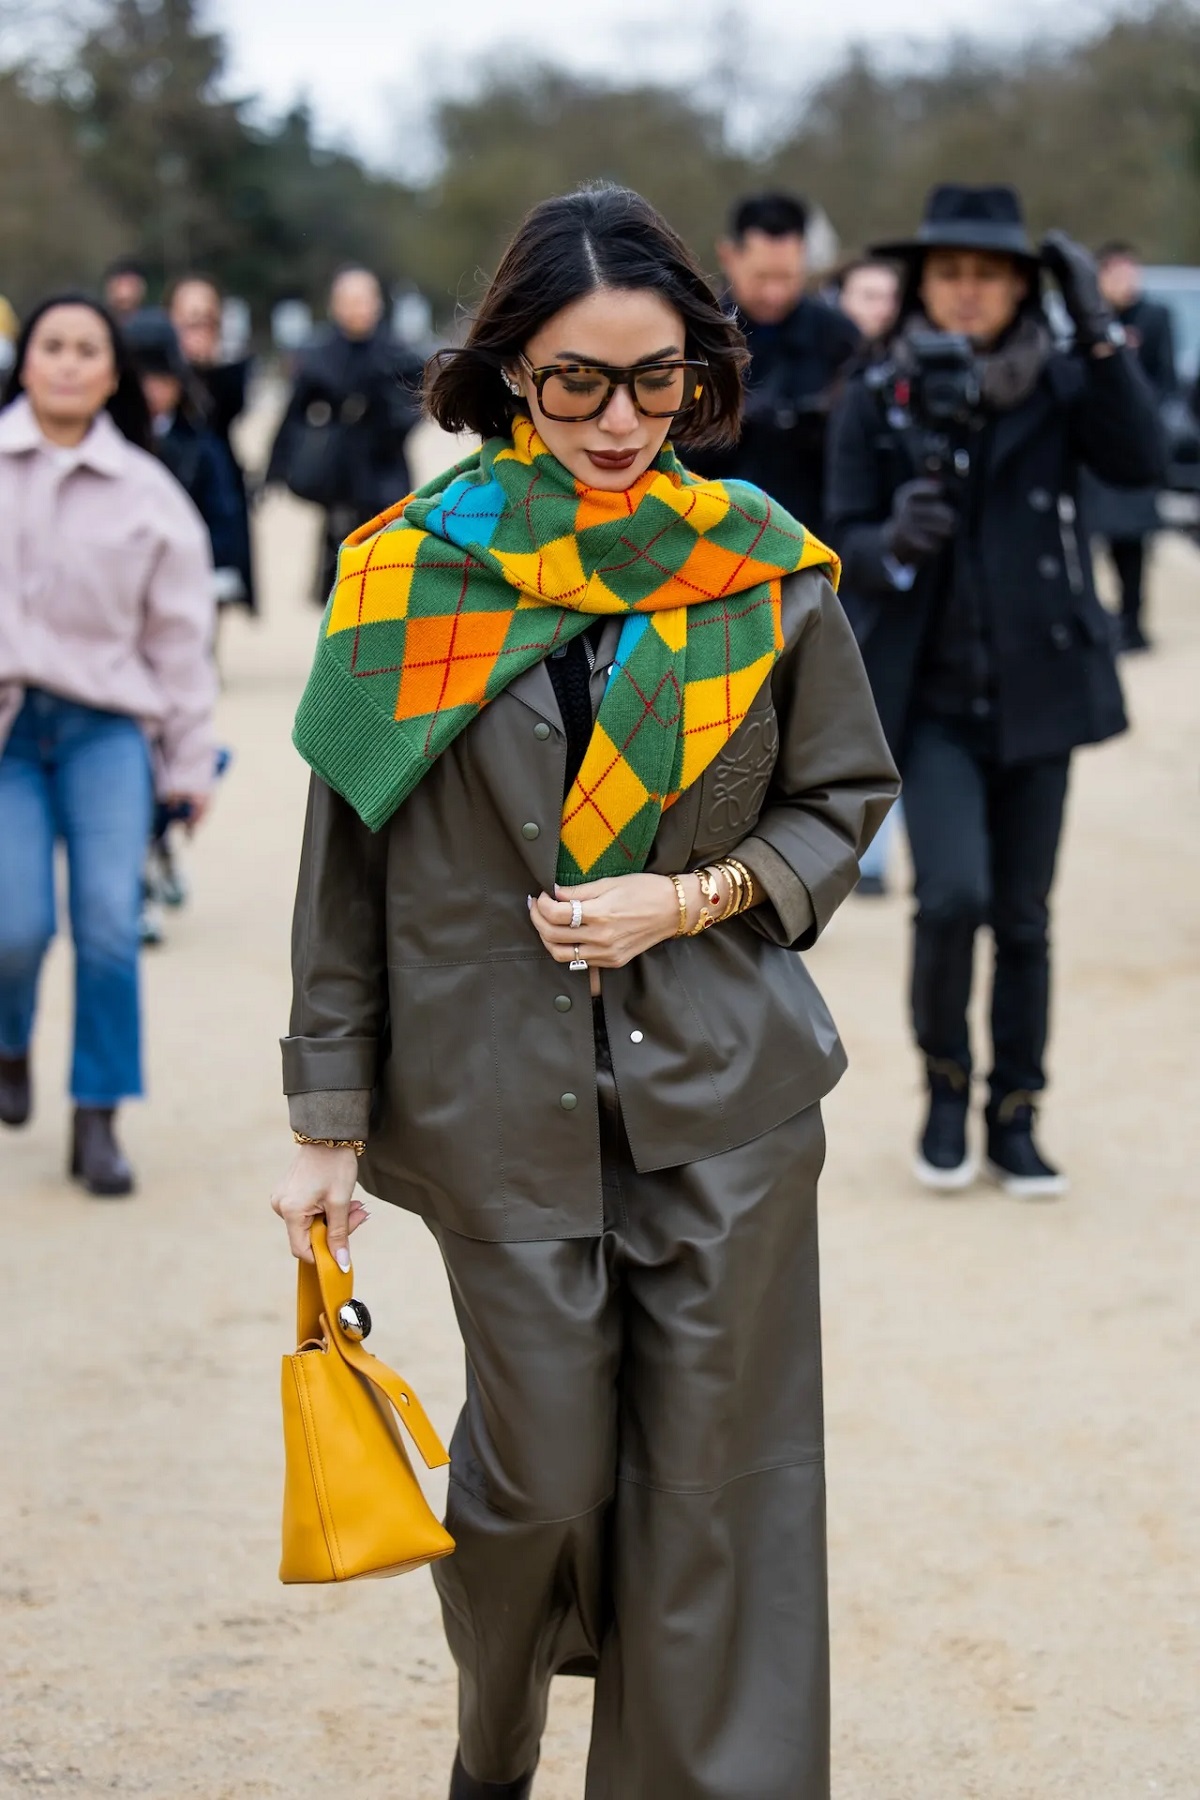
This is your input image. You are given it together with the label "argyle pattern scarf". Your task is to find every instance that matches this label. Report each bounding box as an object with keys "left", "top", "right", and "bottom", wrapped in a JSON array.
[{"left": 293, "top": 416, "right": 837, "bottom": 881}]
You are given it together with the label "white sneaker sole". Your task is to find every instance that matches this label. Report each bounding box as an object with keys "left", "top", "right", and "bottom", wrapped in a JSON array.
[
  {"left": 913, "top": 1153, "right": 977, "bottom": 1192},
  {"left": 984, "top": 1160, "right": 1069, "bottom": 1199}
]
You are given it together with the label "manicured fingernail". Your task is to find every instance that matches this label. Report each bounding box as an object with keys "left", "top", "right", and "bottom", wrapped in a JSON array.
[
  {"left": 335, "top": 1248, "right": 351, "bottom": 1272},
  {"left": 526, "top": 895, "right": 533, "bottom": 910}
]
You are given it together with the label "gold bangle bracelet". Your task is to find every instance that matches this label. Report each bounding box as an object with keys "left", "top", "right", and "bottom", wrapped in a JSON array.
[
  {"left": 669, "top": 873, "right": 690, "bottom": 938},
  {"left": 689, "top": 865, "right": 724, "bottom": 934},
  {"left": 724, "top": 857, "right": 757, "bottom": 914},
  {"left": 717, "top": 859, "right": 746, "bottom": 916},
  {"left": 293, "top": 1131, "right": 366, "bottom": 1157}
]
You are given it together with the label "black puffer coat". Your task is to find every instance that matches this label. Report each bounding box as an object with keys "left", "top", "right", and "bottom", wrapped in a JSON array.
[{"left": 826, "top": 345, "right": 1164, "bottom": 765}]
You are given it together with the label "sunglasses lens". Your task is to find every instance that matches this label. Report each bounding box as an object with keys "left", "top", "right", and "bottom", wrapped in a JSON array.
[
  {"left": 538, "top": 367, "right": 611, "bottom": 420},
  {"left": 632, "top": 363, "right": 690, "bottom": 416}
]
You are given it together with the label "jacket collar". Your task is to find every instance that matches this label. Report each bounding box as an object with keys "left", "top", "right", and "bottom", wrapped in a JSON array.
[
  {"left": 0, "top": 395, "right": 128, "bottom": 476},
  {"left": 504, "top": 617, "right": 624, "bottom": 730}
]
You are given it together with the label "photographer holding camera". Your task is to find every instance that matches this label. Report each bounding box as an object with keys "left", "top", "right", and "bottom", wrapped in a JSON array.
[{"left": 827, "top": 185, "right": 1163, "bottom": 1197}]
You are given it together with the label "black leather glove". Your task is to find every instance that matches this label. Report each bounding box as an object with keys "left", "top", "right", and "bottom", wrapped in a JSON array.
[
  {"left": 883, "top": 477, "right": 957, "bottom": 565},
  {"left": 1040, "top": 230, "right": 1116, "bottom": 352}
]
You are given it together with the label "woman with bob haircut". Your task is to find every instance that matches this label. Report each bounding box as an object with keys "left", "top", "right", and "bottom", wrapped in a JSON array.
[{"left": 272, "top": 184, "right": 898, "bottom": 1800}]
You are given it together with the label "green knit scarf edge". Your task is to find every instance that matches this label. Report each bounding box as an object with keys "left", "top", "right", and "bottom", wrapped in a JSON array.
[{"left": 293, "top": 636, "right": 429, "bottom": 833}]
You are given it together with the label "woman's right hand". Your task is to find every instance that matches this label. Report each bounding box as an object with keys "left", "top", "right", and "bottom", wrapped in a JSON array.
[{"left": 271, "top": 1144, "right": 369, "bottom": 1269}]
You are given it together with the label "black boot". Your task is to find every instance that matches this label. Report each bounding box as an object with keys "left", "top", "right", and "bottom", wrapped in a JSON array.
[
  {"left": 449, "top": 1749, "right": 536, "bottom": 1800},
  {"left": 914, "top": 1059, "right": 975, "bottom": 1191},
  {"left": 1115, "top": 615, "right": 1151, "bottom": 655},
  {"left": 0, "top": 1054, "right": 31, "bottom": 1128},
  {"left": 70, "top": 1107, "right": 135, "bottom": 1197},
  {"left": 986, "top": 1093, "right": 1067, "bottom": 1198}
]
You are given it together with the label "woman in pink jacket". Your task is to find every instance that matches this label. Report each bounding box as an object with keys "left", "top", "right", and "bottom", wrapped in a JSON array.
[{"left": 0, "top": 294, "right": 217, "bottom": 1194}]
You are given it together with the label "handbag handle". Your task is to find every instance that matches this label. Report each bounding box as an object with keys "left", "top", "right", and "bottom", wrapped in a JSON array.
[{"left": 296, "top": 1221, "right": 450, "bottom": 1472}]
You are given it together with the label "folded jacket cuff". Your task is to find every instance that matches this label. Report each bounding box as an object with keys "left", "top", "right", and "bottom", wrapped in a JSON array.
[
  {"left": 732, "top": 836, "right": 817, "bottom": 947},
  {"left": 281, "top": 1033, "right": 379, "bottom": 1094},
  {"left": 288, "top": 1089, "right": 372, "bottom": 1140}
]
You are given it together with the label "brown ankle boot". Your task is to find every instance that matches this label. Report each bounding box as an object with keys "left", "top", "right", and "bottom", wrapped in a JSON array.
[
  {"left": 0, "top": 1054, "right": 31, "bottom": 1128},
  {"left": 71, "top": 1107, "right": 135, "bottom": 1197}
]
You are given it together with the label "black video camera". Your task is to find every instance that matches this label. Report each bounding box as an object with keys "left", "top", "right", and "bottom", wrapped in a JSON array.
[{"left": 889, "top": 330, "right": 982, "bottom": 497}]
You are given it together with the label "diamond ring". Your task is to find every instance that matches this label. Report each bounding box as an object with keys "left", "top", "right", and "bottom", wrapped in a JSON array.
[{"left": 570, "top": 899, "right": 584, "bottom": 930}]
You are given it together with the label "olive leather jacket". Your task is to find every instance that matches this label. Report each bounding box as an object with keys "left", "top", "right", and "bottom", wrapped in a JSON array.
[{"left": 283, "top": 567, "right": 899, "bottom": 1242}]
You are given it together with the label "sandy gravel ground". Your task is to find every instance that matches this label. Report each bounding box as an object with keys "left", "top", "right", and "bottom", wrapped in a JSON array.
[{"left": 2, "top": 417, "right": 1198, "bottom": 1800}]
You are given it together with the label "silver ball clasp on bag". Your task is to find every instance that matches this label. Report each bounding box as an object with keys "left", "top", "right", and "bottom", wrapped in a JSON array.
[{"left": 336, "top": 1298, "right": 372, "bottom": 1341}]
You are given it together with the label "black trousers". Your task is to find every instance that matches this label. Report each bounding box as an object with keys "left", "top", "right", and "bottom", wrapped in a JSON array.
[
  {"left": 1110, "top": 537, "right": 1145, "bottom": 627},
  {"left": 902, "top": 714, "right": 1070, "bottom": 1103}
]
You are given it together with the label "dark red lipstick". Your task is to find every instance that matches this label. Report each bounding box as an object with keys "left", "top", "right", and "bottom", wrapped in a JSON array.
[{"left": 586, "top": 449, "right": 640, "bottom": 472}]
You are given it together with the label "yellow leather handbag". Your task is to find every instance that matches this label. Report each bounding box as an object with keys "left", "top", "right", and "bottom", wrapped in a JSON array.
[{"left": 279, "top": 1220, "right": 455, "bottom": 1583}]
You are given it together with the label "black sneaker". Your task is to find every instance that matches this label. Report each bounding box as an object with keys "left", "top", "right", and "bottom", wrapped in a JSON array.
[
  {"left": 986, "top": 1094, "right": 1068, "bottom": 1198},
  {"left": 913, "top": 1060, "right": 975, "bottom": 1191}
]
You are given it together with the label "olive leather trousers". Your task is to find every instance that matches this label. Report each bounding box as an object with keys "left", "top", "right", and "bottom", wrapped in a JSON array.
[{"left": 431, "top": 1007, "right": 831, "bottom": 1799}]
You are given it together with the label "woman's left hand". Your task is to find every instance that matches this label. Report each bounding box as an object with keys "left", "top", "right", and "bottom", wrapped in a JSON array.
[{"left": 528, "top": 875, "right": 680, "bottom": 969}]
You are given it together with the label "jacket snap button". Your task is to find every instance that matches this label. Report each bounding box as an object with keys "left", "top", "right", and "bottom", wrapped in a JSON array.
[
  {"left": 1037, "top": 555, "right": 1060, "bottom": 579},
  {"left": 533, "top": 722, "right": 552, "bottom": 740},
  {"left": 521, "top": 821, "right": 540, "bottom": 840},
  {"left": 559, "top": 1092, "right": 578, "bottom": 1111},
  {"left": 554, "top": 994, "right": 572, "bottom": 1012},
  {"left": 1028, "top": 487, "right": 1052, "bottom": 512},
  {"left": 630, "top": 1030, "right": 644, "bottom": 1043},
  {"left": 1050, "top": 622, "right": 1072, "bottom": 649}
]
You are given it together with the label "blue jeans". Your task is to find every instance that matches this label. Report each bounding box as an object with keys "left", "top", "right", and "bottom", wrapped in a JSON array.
[{"left": 0, "top": 691, "right": 152, "bottom": 1105}]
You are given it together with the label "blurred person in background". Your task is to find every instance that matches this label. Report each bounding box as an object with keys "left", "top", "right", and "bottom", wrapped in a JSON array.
[
  {"left": 832, "top": 256, "right": 904, "bottom": 895},
  {"left": 827, "top": 185, "right": 1163, "bottom": 1197},
  {"left": 266, "top": 264, "right": 425, "bottom": 603},
  {"left": 125, "top": 310, "right": 245, "bottom": 601},
  {"left": 0, "top": 295, "right": 216, "bottom": 1194},
  {"left": 1084, "top": 241, "right": 1177, "bottom": 653},
  {"left": 272, "top": 184, "right": 897, "bottom": 1800},
  {"left": 125, "top": 309, "right": 240, "bottom": 943},
  {"left": 0, "top": 293, "right": 18, "bottom": 374},
  {"left": 834, "top": 257, "right": 901, "bottom": 345},
  {"left": 102, "top": 256, "right": 149, "bottom": 323},
  {"left": 167, "top": 273, "right": 256, "bottom": 612},
  {"left": 687, "top": 191, "right": 860, "bottom": 535}
]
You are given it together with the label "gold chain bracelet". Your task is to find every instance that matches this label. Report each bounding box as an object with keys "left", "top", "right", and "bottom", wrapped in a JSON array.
[
  {"left": 669, "top": 872, "right": 690, "bottom": 938},
  {"left": 293, "top": 1131, "right": 366, "bottom": 1157}
]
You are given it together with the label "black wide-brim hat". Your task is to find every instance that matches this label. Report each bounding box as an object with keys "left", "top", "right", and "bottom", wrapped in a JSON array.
[{"left": 871, "top": 183, "right": 1041, "bottom": 268}]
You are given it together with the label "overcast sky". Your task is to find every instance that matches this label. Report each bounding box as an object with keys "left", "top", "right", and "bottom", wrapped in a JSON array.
[{"left": 211, "top": 0, "right": 1101, "bottom": 175}]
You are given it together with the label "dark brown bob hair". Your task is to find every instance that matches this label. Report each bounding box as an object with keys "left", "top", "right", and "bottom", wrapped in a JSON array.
[{"left": 425, "top": 184, "right": 747, "bottom": 450}]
